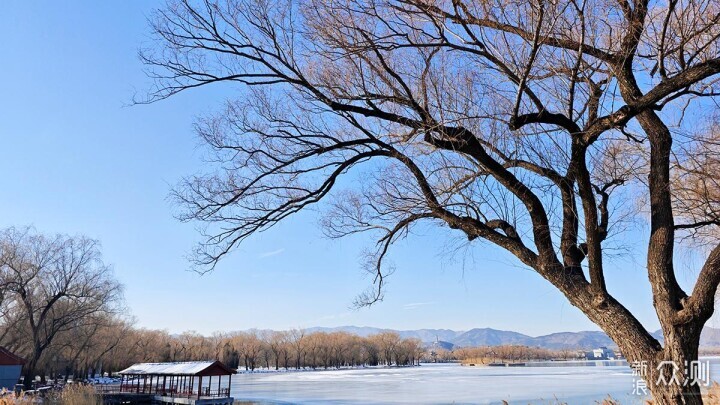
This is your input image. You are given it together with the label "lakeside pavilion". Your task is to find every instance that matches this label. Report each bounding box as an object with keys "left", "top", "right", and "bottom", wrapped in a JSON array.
[{"left": 116, "top": 360, "right": 235, "bottom": 404}]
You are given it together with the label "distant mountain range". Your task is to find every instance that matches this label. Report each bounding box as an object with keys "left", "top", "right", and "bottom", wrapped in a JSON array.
[{"left": 305, "top": 326, "right": 720, "bottom": 350}]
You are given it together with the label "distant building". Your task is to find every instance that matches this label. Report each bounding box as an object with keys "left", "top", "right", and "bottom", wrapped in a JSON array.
[
  {"left": 428, "top": 336, "right": 454, "bottom": 363},
  {"left": 0, "top": 347, "right": 25, "bottom": 390},
  {"left": 429, "top": 336, "right": 454, "bottom": 351},
  {"left": 581, "top": 346, "right": 616, "bottom": 360}
]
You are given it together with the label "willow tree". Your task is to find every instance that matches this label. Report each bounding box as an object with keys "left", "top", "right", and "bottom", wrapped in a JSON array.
[
  {"left": 0, "top": 228, "right": 123, "bottom": 387},
  {"left": 145, "top": 0, "right": 720, "bottom": 402}
]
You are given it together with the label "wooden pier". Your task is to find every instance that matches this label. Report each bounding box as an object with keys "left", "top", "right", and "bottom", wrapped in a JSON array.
[
  {"left": 101, "top": 360, "right": 236, "bottom": 404},
  {"left": 101, "top": 392, "right": 234, "bottom": 404}
]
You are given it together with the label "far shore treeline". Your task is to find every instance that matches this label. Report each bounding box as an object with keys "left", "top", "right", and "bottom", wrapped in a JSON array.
[
  {"left": 0, "top": 227, "right": 433, "bottom": 383},
  {"left": 0, "top": 226, "right": 645, "bottom": 386}
]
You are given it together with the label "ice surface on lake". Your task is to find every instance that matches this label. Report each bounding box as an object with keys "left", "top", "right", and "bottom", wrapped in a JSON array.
[{"left": 230, "top": 362, "right": 652, "bottom": 404}]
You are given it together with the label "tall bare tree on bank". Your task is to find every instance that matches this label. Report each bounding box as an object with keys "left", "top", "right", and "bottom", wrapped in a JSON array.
[
  {"left": 144, "top": 0, "right": 720, "bottom": 402},
  {"left": 0, "top": 228, "right": 122, "bottom": 387}
]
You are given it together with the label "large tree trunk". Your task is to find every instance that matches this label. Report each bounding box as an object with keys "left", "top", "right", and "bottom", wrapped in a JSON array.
[
  {"left": 610, "top": 320, "right": 704, "bottom": 404},
  {"left": 649, "top": 373, "right": 703, "bottom": 405},
  {"left": 23, "top": 359, "right": 37, "bottom": 390},
  {"left": 550, "top": 268, "right": 707, "bottom": 404},
  {"left": 647, "top": 326, "right": 704, "bottom": 405},
  {"left": 22, "top": 343, "right": 43, "bottom": 390}
]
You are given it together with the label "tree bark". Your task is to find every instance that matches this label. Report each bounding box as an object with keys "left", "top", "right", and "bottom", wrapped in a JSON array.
[
  {"left": 646, "top": 327, "right": 703, "bottom": 405},
  {"left": 23, "top": 359, "right": 37, "bottom": 390}
]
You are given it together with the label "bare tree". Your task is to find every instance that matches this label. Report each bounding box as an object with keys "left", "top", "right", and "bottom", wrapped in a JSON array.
[
  {"left": 233, "top": 331, "right": 262, "bottom": 371},
  {"left": 267, "top": 331, "right": 289, "bottom": 370},
  {"left": 143, "top": 0, "right": 720, "bottom": 402},
  {"left": 371, "top": 332, "right": 401, "bottom": 366},
  {"left": 48, "top": 314, "right": 129, "bottom": 379},
  {"left": 289, "top": 329, "right": 306, "bottom": 370},
  {"left": 0, "top": 227, "right": 123, "bottom": 387}
]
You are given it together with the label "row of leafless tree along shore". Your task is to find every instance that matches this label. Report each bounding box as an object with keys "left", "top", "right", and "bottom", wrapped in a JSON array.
[
  {"left": 0, "top": 227, "right": 433, "bottom": 386},
  {"left": 0, "top": 226, "right": 590, "bottom": 388}
]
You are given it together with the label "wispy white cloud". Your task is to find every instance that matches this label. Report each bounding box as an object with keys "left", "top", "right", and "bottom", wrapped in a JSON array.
[
  {"left": 311, "top": 311, "right": 352, "bottom": 323},
  {"left": 301, "top": 311, "right": 352, "bottom": 327},
  {"left": 258, "top": 248, "right": 285, "bottom": 258},
  {"left": 402, "top": 302, "right": 435, "bottom": 310}
]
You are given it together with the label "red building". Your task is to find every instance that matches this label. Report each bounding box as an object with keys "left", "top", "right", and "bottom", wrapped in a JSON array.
[{"left": 0, "top": 347, "right": 25, "bottom": 390}]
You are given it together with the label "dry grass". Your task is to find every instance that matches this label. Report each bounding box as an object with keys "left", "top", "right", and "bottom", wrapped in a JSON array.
[
  {"left": 0, "top": 387, "right": 254, "bottom": 405},
  {"left": 461, "top": 357, "right": 527, "bottom": 366},
  {"left": 499, "top": 396, "right": 620, "bottom": 405},
  {"left": 0, "top": 390, "right": 33, "bottom": 405},
  {"left": 0, "top": 394, "right": 32, "bottom": 405},
  {"left": 0, "top": 384, "right": 712, "bottom": 405},
  {"left": 47, "top": 385, "right": 102, "bottom": 405},
  {"left": 705, "top": 382, "right": 720, "bottom": 405},
  {"left": 639, "top": 382, "right": 720, "bottom": 405},
  {"left": 0, "top": 385, "right": 102, "bottom": 405},
  {"left": 460, "top": 357, "right": 488, "bottom": 365}
]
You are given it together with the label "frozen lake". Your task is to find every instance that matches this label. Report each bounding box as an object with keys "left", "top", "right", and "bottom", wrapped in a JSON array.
[{"left": 230, "top": 362, "right": 657, "bottom": 404}]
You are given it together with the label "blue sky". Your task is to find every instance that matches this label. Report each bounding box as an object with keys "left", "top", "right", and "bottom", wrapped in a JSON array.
[{"left": 1, "top": 1, "right": 708, "bottom": 337}]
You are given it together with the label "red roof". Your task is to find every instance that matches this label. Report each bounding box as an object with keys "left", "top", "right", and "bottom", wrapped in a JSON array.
[{"left": 0, "top": 347, "right": 25, "bottom": 366}]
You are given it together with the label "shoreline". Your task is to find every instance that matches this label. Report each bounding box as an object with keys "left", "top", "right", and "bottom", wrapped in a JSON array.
[
  {"left": 461, "top": 359, "right": 629, "bottom": 367},
  {"left": 234, "top": 363, "right": 421, "bottom": 375}
]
